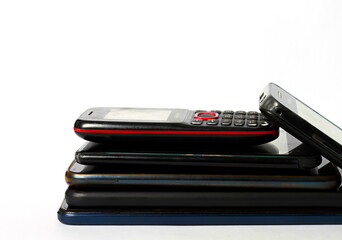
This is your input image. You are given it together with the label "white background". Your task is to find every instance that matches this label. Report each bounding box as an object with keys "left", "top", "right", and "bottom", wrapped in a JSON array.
[{"left": 1, "top": 1, "right": 342, "bottom": 239}]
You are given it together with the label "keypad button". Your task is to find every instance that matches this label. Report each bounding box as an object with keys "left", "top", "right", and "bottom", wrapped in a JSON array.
[
  {"left": 247, "top": 111, "right": 259, "bottom": 115},
  {"left": 197, "top": 113, "right": 216, "bottom": 118},
  {"left": 247, "top": 115, "right": 258, "bottom": 120},
  {"left": 191, "top": 119, "right": 203, "bottom": 125},
  {"left": 247, "top": 120, "right": 258, "bottom": 127},
  {"left": 260, "top": 121, "right": 271, "bottom": 127},
  {"left": 210, "top": 110, "right": 222, "bottom": 114},
  {"left": 234, "top": 120, "right": 245, "bottom": 126},
  {"left": 235, "top": 111, "right": 246, "bottom": 115},
  {"left": 194, "top": 112, "right": 219, "bottom": 119},
  {"left": 207, "top": 119, "right": 219, "bottom": 125},
  {"left": 223, "top": 110, "right": 234, "bottom": 114},
  {"left": 222, "top": 114, "right": 233, "bottom": 119},
  {"left": 234, "top": 114, "right": 246, "bottom": 120},
  {"left": 221, "top": 119, "right": 232, "bottom": 126}
]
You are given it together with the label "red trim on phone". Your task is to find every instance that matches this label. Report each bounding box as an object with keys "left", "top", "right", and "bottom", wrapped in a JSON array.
[{"left": 74, "top": 128, "right": 279, "bottom": 136}]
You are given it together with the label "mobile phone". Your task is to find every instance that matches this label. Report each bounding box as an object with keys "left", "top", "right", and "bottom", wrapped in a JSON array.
[
  {"left": 58, "top": 199, "right": 342, "bottom": 225},
  {"left": 259, "top": 83, "right": 342, "bottom": 168},
  {"left": 74, "top": 108, "right": 279, "bottom": 145},
  {"left": 65, "top": 185, "right": 342, "bottom": 209},
  {"left": 75, "top": 130, "right": 322, "bottom": 169},
  {"left": 65, "top": 160, "right": 340, "bottom": 190}
]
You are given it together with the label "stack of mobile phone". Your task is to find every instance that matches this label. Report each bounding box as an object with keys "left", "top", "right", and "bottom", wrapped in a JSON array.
[{"left": 58, "top": 83, "right": 342, "bottom": 225}]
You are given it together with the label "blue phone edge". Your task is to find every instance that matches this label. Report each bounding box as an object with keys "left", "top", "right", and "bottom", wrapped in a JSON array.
[{"left": 57, "top": 200, "right": 342, "bottom": 225}]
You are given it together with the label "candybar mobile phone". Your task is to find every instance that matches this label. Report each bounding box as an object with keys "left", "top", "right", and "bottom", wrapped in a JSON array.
[
  {"left": 75, "top": 130, "right": 322, "bottom": 169},
  {"left": 74, "top": 108, "right": 279, "bottom": 144},
  {"left": 65, "top": 160, "right": 340, "bottom": 190},
  {"left": 259, "top": 83, "right": 342, "bottom": 168},
  {"left": 58, "top": 199, "right": 342, "bottom": 225}
]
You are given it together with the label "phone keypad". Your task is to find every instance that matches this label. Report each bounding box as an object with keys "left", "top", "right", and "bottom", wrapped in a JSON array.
[{"left": 191, "top": 110, "right": 273, "bottom": 128}]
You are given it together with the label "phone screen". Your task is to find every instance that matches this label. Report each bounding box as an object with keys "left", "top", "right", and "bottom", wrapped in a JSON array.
[
  {"left": 80, "top": 108, "right": 189, "bottom": 122},
  {"left": 104, "top": 109, "right": 172, "bottom": 121}
]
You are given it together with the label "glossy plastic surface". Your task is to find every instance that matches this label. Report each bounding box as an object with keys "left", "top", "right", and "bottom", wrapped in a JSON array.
[
  {"left": 260, "top": 83, "right": 342, "bottom": 168},
  {"left": 75, "top": 130, "right": 322, "bottom": 169},
  {"left": 74, "top": 107, "right": 279, "bottom": 144},
  {"left": 65, "top": 187, "right": 342, "bottom": 208},
  {"left": 65, "top": 160, "right": 340, "bottom": 190}
]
